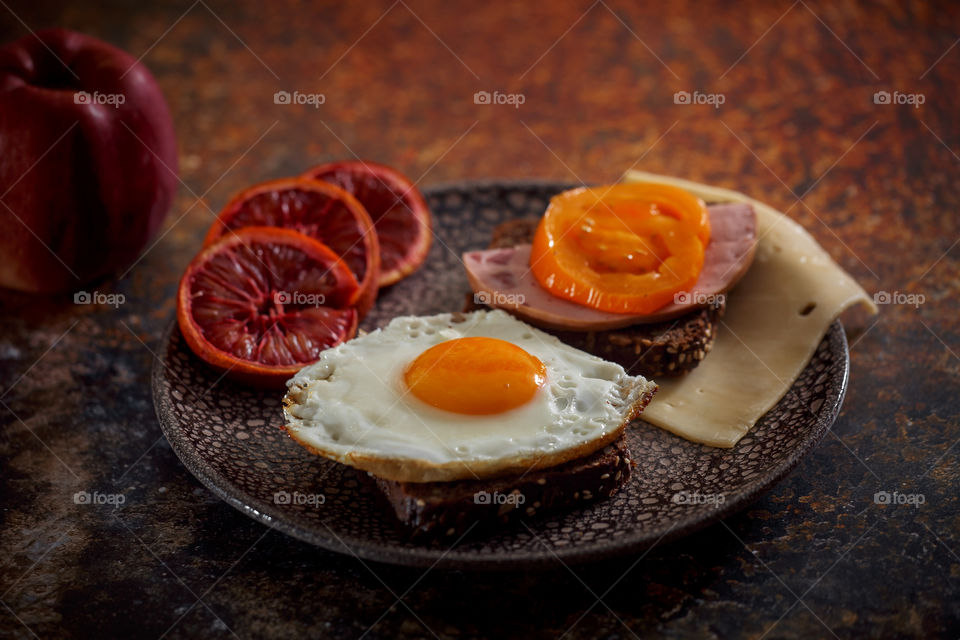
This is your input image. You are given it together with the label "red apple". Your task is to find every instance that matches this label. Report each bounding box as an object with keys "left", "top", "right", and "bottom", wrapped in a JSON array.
[{"left": 0, "top": 28, "right": 177, "bottom": 293}]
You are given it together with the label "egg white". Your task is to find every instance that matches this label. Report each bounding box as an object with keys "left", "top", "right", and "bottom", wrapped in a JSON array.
[{"left": 283, "top": 310, "right": 656, "bottom": 482}]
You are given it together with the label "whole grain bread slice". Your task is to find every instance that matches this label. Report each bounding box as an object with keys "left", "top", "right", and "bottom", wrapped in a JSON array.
[
  {"left": 469, "top": 218, "right": 724, "bottom": 377},
  {"left": 374, "top": 435, "right": 633, "bottom": 541}
]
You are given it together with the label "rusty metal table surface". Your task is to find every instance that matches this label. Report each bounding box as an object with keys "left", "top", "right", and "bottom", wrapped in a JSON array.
[{"left": 1, "top": 1, "right": 958, "bottom": 638}]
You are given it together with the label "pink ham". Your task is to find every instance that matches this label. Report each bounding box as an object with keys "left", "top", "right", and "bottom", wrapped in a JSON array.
[{"left": 463, "top": 202, "right": 758, "bottom": 331}]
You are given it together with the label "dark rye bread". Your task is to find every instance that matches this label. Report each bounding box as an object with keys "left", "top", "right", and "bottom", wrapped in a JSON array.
[
  {"left": 548, "top": 305, "right": 722, "bottom": 376},
  {"left": 375, "top": 436, "right": 633, "bottom": 541},
  {"left": 472, "top": 218, "right": 724, "bottom": 378},
  {"left": 489, "top": 217, "right": 541, "bottom": 250}
]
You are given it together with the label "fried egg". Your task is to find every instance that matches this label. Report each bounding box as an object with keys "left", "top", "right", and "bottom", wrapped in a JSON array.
[{"left": 283, "top": 310, "right": 657, "bottom": 482}]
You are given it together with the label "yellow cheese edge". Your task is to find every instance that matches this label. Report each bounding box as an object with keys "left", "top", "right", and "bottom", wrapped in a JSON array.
[{"left": 623, "top": 170, "right": 877, "bottom": 448}]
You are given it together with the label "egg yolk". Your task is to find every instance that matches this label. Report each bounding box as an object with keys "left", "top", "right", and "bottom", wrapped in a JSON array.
[{"left": 403, "top": 337, "right": 547, "bottom": 415}]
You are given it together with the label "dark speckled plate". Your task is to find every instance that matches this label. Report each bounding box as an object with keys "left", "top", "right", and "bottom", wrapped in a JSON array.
[{"left": 152, "top": 180, "right": 849, "bottom": 570}]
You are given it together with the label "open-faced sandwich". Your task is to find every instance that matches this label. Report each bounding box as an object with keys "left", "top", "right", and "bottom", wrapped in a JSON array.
[
  {"left": 283, "top": 310, "right": 657, "bottom": 540},
  {"left": 464, "top": 182, "right": 758, "bottom": 379},
  {"left": 464, "top": 171, "right": 877, "bottom": 448}
]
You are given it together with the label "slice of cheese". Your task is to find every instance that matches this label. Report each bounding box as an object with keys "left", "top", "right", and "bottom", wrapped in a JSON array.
[{"left": 623, "top": 170, "right": 877, "bottom": 448}]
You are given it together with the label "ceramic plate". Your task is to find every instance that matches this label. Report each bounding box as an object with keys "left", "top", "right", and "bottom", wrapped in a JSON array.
[{"left": 152, "top": 180, "right": 849, "bottom": 570}]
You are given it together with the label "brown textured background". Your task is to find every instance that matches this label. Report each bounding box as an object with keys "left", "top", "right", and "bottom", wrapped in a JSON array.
[{"left": 1, "top": 1, "right": 958, "bottom": 638}]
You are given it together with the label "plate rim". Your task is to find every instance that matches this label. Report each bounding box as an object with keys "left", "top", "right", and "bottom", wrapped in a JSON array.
[{"left": 152, "top": 179, "right": 851, "bottom": 571}]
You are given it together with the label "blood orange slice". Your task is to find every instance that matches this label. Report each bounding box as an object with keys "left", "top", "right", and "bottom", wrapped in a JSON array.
[
  {"left": 303, "top": 160, "right": 432, "bottom": 287},
  {"left": 178, "top": 226, "right": 359, "bottom": 388},
  {"left": 204, "top": 178, "right": 380, "bottom": 318}
]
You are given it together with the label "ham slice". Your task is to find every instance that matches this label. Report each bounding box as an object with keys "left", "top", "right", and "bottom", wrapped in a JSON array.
[{"left": 463, "top": 203, "right": 758, "bottom": 331}]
